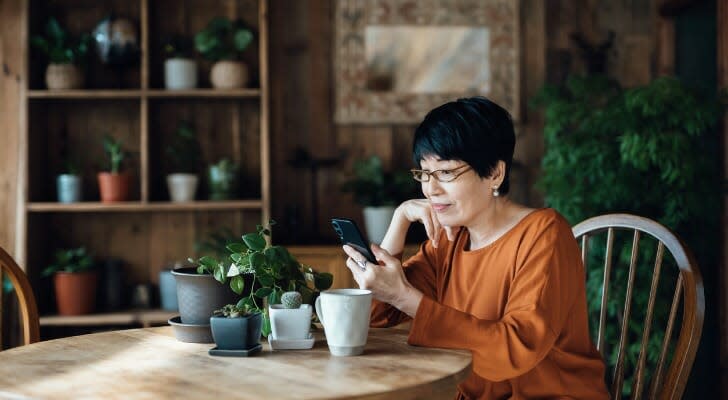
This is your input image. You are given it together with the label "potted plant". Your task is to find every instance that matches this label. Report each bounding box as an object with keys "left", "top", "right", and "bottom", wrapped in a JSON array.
[
  {"left": 189, "top": 221, "right": 333, "bottom": 337},
  {"left": 42, "top": 247, "right": 97, "bottom": 315},
  {"left": 210, "top": 303, "right": 263, "bottom": 351},
  {"left": 194, "top": 17, "right": 253, "bottom": 89},
  {"left": 31, "top": 17, "right": 92, "bottom": 90},
  {"left": 163, "top": 34, "right": 197, "bottom": 90},
  {"left": 57, "top": 157, "right": 82, "bottom": 203},
  {"left": 207, "top": 158, "right": 238, "bottom": 200},
  {"left": 165, "top": 121, "right": 201, "bottom": 202},
  {"left": 341, "top": 155, "right": 417, "bottom": 243},
  {"left": 268, "top": 291, "right": 313, "bottom": 341},
  {"left": 97, "top": 135, "right": 132, "bottom": 202}
]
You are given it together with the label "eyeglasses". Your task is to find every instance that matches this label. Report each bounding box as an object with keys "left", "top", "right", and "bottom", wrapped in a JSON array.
[{"left": 410, "top": 164, "right": 472, "bottom": 183}]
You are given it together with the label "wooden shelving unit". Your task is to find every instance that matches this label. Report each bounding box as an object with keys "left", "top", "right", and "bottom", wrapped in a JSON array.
[{"left": 21, "top": 0, "right": 270, "bottom": 328}]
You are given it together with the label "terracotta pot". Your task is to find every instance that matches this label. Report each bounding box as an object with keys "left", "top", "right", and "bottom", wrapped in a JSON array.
[
  {"left": 97, "top": 172, "right": 131, "bottom": 202},
  {"left": 210, "top": 61, "right": 248, "bottom": 89},
  {"left": 45, "top": 63, "right": 83, "bottom": 90},
  {"left": 54, "top": 271, "right": 98, "bottom": 315}
]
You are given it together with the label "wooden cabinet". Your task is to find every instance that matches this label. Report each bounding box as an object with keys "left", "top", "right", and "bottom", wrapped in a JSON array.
[{"left": 20, "top": 0, "right": 269, "bottom": 326}]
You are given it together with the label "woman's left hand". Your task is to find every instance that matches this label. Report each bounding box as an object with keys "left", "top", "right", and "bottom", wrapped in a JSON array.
[{"left": 342, "top": 243, "right": 423, "bottom": 317}]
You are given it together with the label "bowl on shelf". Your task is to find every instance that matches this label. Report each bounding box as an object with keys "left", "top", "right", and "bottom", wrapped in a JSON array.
[{"left": 168, "top": 316, "right": 213, "bottom": 343}]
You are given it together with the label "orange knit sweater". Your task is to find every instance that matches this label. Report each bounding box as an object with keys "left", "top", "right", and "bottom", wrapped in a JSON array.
[{"left": 371, "top": 209, "right": 609, "bottom": 399}]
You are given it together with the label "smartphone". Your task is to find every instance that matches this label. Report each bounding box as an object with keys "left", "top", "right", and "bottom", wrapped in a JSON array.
[{"left": 331, "top": 217, "right": 378, "bottom": 264}]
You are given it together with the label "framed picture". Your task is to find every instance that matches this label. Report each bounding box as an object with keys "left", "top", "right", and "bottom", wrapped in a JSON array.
[{"left": 334, "top": 0, "right": 521, "bottom": 124}]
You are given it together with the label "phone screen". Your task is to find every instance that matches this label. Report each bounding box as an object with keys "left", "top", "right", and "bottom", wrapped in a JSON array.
[{"left": 331, "top": 218, "right": 378, "bottom": 264}]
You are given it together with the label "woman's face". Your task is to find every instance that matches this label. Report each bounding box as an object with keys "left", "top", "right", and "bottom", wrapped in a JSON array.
[{"left": 418, "top": 156, "right": 498, "bottom": 227}]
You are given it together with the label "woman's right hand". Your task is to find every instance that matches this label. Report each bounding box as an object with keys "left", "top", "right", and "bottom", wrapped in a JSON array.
[{"left": 395, "top": 199, "right": 457, "bottom": 248}]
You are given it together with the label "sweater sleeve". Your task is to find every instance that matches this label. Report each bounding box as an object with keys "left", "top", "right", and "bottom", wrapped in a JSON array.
[
  {"left": 407, "top": 219, "right": 580, "bottom": 381},
  {"left": 370, "top": 238, "right": 441, "bottom": 327}
]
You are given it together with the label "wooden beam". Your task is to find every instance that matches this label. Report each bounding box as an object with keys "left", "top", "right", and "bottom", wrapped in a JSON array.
[{"left": 718, "top": 0, "right": 728, "bottom": 397}]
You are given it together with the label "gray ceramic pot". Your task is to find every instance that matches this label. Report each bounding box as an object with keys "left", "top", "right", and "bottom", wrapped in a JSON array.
[
  {"left": 210, "top": 312, "right": 262, "bottom": 350},
  {"left": 172, "top": 267, "right": 238, "bottom": 325}
]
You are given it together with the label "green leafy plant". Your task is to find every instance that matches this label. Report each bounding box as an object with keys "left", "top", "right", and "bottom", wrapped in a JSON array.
[
  {"left": 42, "top": 247, "right": 94, "bottom": 277},
  {"left": 194, "top": 17, "right": 253, "bottom": 62},
  {"left": 531, "top": 75, "right": 723, "bottom": 395},
  {"left": 188, "top": 221, "right": 333, "bottom": 336},
  {"left": 207, "top": 158, "right": 239, "bottom": 200},
  {"left": 195, "top": 227, "right": 237, "bottom": 260},
  {"left": 341, "top": 155, "right": 417, "bottom": 207},
  {"left": 213, "top": 303, "right": 257, "bottom": 318},
  {"left": 165, "top": 121, "right": 201, "bottom": 174},
  {"left": 31, "top": 17, "right": 92, "bottom": 65},
  {"left": 102, "top": 135, "right": 127, "bottom": 174}
]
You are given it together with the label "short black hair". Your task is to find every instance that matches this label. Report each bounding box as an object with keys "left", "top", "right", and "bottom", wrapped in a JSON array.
[{"left": 412, "top": 96, "right": 515, "bottom": 194}]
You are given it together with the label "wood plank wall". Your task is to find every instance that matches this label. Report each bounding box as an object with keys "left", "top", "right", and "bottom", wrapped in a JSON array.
[{"left": 268, "top": 0, "right": 659, "bottom": 243}]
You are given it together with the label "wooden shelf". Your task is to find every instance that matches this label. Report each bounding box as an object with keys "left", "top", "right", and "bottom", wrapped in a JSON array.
[
  {"left": 26, "top": 200, "right": 264, "bottom": 212},
  {"left": 27, "top": 88, "right": 262, "bottom": 99},
  {"left": 146, "top": 88, "right": 261, "bottom": 98},
  {"left": 28, "top": 90, "right": 143, "bottom": 99},
  {"left": 40, "top": 309, "right": 177, "bottom": 327}
]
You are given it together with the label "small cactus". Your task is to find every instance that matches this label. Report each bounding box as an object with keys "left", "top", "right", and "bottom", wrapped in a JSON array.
[{"left": 281, "top": 291, "right": 302, "bottom": 309}]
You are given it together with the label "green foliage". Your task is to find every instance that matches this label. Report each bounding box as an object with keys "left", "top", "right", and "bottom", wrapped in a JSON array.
[
  {"left": 194, "top": 17, "right": 253, "bottom": 62},
  {"left": 31, "top": 18, "right": 92, "bottom": 65},
  {"left": 165, "top": 121, "right": 201, "bottom": 174},
  {"left": 42, "top": 247, "right": 94, "bottom": 277},
  {"left": 532, "top": 75, "right": 723, "bottom": 396},
  {"left": 213, "top": 303, "right": 257, "bottom": 318},
  {"left": 102, "top": 135, "right": 127, "bottom": 174},
  {"left": 188, "top": 221, "right": 334, "bottom": 336},
  {"left": 341, "top": 156, "right": 417, "bottom": 207},
  {"left": 195, "top": 227, "right": 237, "bottom": 260},
  {"left": 281, "top": 291, "right": 303, "bottom": 309}
]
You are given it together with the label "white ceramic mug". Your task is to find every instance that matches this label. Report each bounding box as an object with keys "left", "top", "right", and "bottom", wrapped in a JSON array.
[{"left": 315, "top": 288, "right": 372, "bottom": 356}]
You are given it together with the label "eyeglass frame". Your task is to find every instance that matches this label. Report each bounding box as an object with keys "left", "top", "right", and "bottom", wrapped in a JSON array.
[{"left": 410, "top": 164, "right": 473, "bottom": 183}]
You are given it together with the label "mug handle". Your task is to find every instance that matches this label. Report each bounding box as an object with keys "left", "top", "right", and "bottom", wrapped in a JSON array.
[{"left": 315, "top": 296, "right": 325, "bottom": 327}]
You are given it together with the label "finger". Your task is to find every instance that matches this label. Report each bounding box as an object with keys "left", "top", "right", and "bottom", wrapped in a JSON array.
[
  {"left": 371, "top": 244, "right": 397, "bottom": 266},
  {"left": 444, "top": 225, "right": 456, "bottom": 242},
  {"left": 428, "top": 207, "right": 440, "bottom": 248},
  {"left": 342, "top": 244, "right": 365, "bottom": 262}
]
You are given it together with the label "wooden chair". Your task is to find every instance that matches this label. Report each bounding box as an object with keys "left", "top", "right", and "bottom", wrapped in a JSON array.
[
  {"left": 573, "top": 214, "right": 704, "bottom": 400},
  {"left": 0, "top": 245, "right": 39, "bottom": 348}
]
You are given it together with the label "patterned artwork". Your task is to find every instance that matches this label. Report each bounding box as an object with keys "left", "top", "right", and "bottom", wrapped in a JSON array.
[{"left": 335, "top": 0, "right": 520, "bottom": 124}]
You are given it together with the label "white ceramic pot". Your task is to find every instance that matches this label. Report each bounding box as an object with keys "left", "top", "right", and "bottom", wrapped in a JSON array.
[
  {"left": 166, "top": 173, "right": 198, "bottom": 202},
  {"left": 164, "top": 58, "right": 197, "bottom": 89},
  {"left": 268, "top": 304, "right": 312, "bottom": 340},
  {"left": 45, "top": 63, "right": 83, "bottom": 90},
  {"left": 362, "top": 206, "right": 396, "bottom": 244},
  {"left": 210, "top": 61, "right": 248, "bottom": 89},
  {"left": 56, "top": 174, "right": 82, "bottom": 203}
]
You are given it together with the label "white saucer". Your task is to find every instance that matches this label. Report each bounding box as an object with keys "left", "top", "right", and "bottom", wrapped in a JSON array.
[{"left": 268, "top": 333, "right": 315, "bottom": 350}]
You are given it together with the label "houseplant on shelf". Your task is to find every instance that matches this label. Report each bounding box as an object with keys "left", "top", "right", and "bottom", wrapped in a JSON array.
[
  {"left": 209, "top": 303, "right": 263, "bottom": 352},
  {"left": 163, "top": 34, "right": 197, "bottom": 90},
  {"left": 194, "top": 17, "right": 253, "bottom": 89},
  {"left": 189, "top": 221, "right": 333, "bottom": 337},
  {"left": 42, "top": 247, "right": 97, "bottom": 315},
  {"left": 207, "top": 158, "right": 238, "bottom": 200},
  {"left": 341, "top": 155, "right": 417, "bottom": 243},
  {"left": 98, "top": 135, "right": 131, "bottom": 202},
  {"left": 165, "top": 121, "right": 201, "bottom": 202},
  {"left": 56, "top": 157, "right": 82, "bottom": 203},
  {"left": 31, "top": 17, "right": 92, "bottom": 90}
]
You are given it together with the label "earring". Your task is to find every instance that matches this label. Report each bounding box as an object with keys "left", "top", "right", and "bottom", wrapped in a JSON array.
[{"left": 492, "top": 187, "right": 500, "bottom": 197}]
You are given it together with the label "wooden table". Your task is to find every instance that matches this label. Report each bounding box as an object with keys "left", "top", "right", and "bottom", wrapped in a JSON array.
[{"left": 0, "top": 327, "right": 471, "bottom": 399}]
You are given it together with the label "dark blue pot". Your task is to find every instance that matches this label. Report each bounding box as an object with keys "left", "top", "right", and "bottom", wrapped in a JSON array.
[{"left": 210, "top": 312, "right": 262, "bottom": 350}]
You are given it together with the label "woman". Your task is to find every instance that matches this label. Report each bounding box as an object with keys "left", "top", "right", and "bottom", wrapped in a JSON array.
[{"left": 342, "top": 97, "right": 609, "bottom": 399}]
